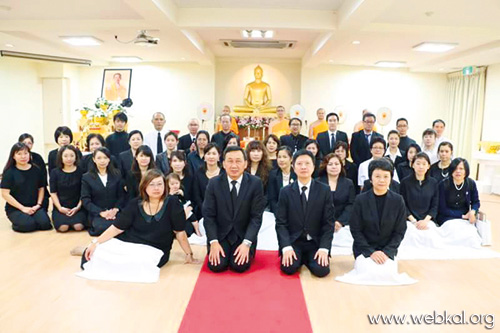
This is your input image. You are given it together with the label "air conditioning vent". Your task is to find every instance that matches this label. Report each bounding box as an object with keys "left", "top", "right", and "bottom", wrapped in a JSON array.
[{"left": 221, "top": 39, "right": 296, "bottom": 49}]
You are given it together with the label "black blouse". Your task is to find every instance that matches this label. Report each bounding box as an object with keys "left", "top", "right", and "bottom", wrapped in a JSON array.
[
  {"left": 105, "top": 131, "right": 130, "bottom": 158},
  {"left": 49, "top": 167, "right": 84, "bottom": 208},
  {"left": 192, "top": 168, "right": 225, "bottom": 219},
  {"left": 125, "top": 171, "right": 140, "bottom": 202},
  {"left": 344, "top": 160, "right": 359, "bottom": 194},
  {"left": 396, "top": 162, "right": 413, "bottom": 182},
  {"left": 187, "top": 151, "right": 203, "bottom": 174},
  {"left": 429, "top": 162, "right": 450, "bottom": 183},
  {"left": 317, "top": 175, "right": 355, "bottom": 225},
  {"left": 400, "top": 174, "right": 439, "bottom": 221},
  {"left": 48, "top": 148, "right": 83, "bottom": 174},
  {"left": 114, "top": 197, "right": 186, "bottom": 267},
  {"left": 1, "top": 166, "right": 46, "bottom": 214}
]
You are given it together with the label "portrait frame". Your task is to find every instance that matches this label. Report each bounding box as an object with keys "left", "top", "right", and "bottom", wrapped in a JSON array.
[{"left": 101, "top": 68, "right": 132, "bottom": 102}]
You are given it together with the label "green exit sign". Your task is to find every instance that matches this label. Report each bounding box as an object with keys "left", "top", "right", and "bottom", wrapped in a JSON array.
[{"left": 462, "top": 66, "right": 475, "bottom": 75}]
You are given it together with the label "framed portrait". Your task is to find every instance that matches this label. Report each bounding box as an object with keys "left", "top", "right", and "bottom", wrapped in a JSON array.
[{"left": 101, "top": 68, "right": 132, "bottom": 102}]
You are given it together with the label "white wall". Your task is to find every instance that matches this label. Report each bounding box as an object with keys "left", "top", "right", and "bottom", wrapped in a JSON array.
[
  {"left": 215, "top": 58, "right": 301, "bottom": 119},
  {"left": 483, "top": 64, "right": 500, "bottom": 142},
  {"left": 0, "top": 58, "right": 44, "bottom": 168},
  {"left": 76, "top": 62, "right": 215, "bottom": 136},
  {"left": 301, "top": 65, "right": 448, "bottom": 139}
]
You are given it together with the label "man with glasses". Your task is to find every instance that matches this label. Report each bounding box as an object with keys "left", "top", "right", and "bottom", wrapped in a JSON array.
[
  {"left": 280, "top": 118, "right": 308, "bottom": 154},
  {"left": 350, "top": 112, "right": 383, "bottom": 166},
  {"left": 396, "top": 118, "right": 418, "bottom": 153},
  {"left": 357, "top": 138, "right": 399, "bottom": 191}
]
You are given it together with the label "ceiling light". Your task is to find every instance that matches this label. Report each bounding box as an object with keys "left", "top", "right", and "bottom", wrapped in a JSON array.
[
  {"left": 60, "top": 36, "right": 102, "bottom": 46},
  {"left": 413, "top": 42, "right": 458, "bottom": 53},
  {"left": 329, "top": 59, "right": 334, "bottom": 63},
  {"left": 180, "top": 57, "right": 186, "bottom": 60},
  {"left": 242, "top": 30, "right": 274, "bottom": 39},
  {"left": 375, "top": 61, "right": 406, "bottom": 68},
  {"left": 5, "top": 44, "right": 14, "bottom": 48},
  {"left": 111, "top": 56, "right": 142, "bottom": 63},
  {"left": 352, "top": 40, "right": 361, "bottom": 45}
]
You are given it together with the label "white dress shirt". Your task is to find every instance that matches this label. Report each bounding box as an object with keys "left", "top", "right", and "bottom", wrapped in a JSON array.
[
  {"left": 144, "top": 128, "right": 170, "bottom": 157},
  {"left": 328, "top": 130, "right": 338, "bottom": 149},
  {"left": 384, "top": 148, "right": 403, "bottom": 163}
]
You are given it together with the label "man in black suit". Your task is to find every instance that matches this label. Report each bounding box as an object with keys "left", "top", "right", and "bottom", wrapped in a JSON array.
[
  {"left": 350, "top": 112, "right": 383, "bottom": 166},
  {"left": 396, "top": 118, "right": 418, "bottom": 153},
  {"left": 211, "top": 114, "right": 239, "bottom": 150},
  {"left": 203, "top": 146, "right": 265, "bottom": 273},
  {"left": 349, "top": 158, "right": 407, "bottom": 264},
  {"left": 280, "top": 118, "right": 308, "bottom": 154},
  {"left": 316, "top": 112, "right": 349, "bottom": 157},
  {"left": 178, "top": 118, "right": 200, "bottom": 152},
  {"left": 275, "top": 149, "right": 334, "bottom": 277}
]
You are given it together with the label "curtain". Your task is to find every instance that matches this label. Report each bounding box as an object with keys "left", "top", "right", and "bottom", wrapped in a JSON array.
[{"left": 445, "top": 67, "right": 486, "bottom": 177}]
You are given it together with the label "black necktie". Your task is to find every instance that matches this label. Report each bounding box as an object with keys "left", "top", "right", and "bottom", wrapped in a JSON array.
[
  {"left": 330, "top": 132, "right": 336, "bottom": 150},
  {"left": 157, "top": 132, "right": 163, "bottom": 154},
  {"left": 231, "top": 180, "right": 238, "bottom": 215},
  {"left": 365, "top": 133, "right": 371, "bottom": 145},
  {"left": 300, "top": 186, "right": 308, "bottom": 215}
]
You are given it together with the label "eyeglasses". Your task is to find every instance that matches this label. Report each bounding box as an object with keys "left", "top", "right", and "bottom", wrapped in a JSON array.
[{"left": 364, "top": 120, "right": 375, "bottom": 124}]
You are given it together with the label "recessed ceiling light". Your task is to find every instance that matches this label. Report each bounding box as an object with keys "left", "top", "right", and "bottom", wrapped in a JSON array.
[
  {"left": 413, "top": 42, "right": 458, "bottom": 53},
  {"left": 352, "top": 40, "right": 361, "bottom": 45},
  {"left": 5, "top": 43, "right": 14, "bottom": 48},
  {"left": 111, "top": 56, "right": 142, "bottom": 63},
  {"left": 241, "top": 30, "right": 274, "bottom": 39},
  {"left": 375, "top": 61, "right": 406, "bottom": 68},
  {"left": 181, "top": 57, "right": 186, "bottom": 60},
  {"left": 329, "top": 59, "right": 334, "bottom": 63},
  {"left": 60, "top": 36, "right": 102, "bottom": 46}
]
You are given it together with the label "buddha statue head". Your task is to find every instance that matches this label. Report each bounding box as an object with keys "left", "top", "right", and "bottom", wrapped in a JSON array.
[{"left": 254, "top": 65, "right": 263, "bottom": 80}]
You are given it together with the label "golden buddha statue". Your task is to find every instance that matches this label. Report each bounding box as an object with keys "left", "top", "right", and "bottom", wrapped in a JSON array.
[{"left": 233, "top": 65, "right": 277, "bottom": 114}]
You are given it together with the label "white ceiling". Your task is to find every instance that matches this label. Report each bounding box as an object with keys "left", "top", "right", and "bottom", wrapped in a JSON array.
[
  {"left": 174, "top": 0, "right": 345, "bottom": 10},
  {"left": 0, "top": 0, "right": 500, "bottom": 72}
]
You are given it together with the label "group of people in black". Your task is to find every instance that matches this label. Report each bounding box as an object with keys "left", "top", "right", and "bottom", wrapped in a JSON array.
[{"left": 0, "top": 109, "right": 480, "bottom": 277}]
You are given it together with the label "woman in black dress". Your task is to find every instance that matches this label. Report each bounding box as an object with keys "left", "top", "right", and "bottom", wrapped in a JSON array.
[
  {"left": 49, "top": 145, "right": 87, "bottom": 232},
  {"left": 1, "top": 143, "right": 51, "bottom": 232},
  {"left": 267, "top": 146, "right": 296, "bottom": 215},
  {"left": 192, "top": 143, "right": 222, "bottom": 220},
  {"left": 118, "top": 130, "right": 143, "bottom": 178},
  {"left": 83, "top": 169, "right": 197, "bottom": 268},
  {"left": 396, "top": 143, "right": 421, "bottom": 181},
  {"left": 245, "top": 140, "right": 271, "bottom": 191},
  {"left": 187, "top": 130, "right": 210, "bottom": 173},
  {"left": 430, "top": 142, "right": 453, "bottom": 183},
  {"left": 19, "top": 133, "right": 49, "bottom": 209},
  {"left": 305, "top": 139, "right": 321, "bottom": 178},
  {"left": 156, "top": 131, "right": 179, "bottom": 175},
  {"left": 48, "top": 126, "right": 82, "bottom": 173},
  {"left": 317, "top": 153, "right": 355, "bottom": 232},
  {"left": 333, "top": 141, "right": 359, "bottom": 194},
  {"left": 264, "top": 134, "right": 280, "bottom": 170},
  {"left": 125, "top": 145, "right": 156, "bottom": 202},
  {"left": 81, "top": 147, "right": 126, "bottom": 236}
]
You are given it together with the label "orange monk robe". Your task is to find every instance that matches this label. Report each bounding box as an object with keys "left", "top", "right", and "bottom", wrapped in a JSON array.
[
  {"left": 311, "top": 121, "right": 328, "bottom": 139},
  {"left": 270, "top": 119, "right": 291, "bottom": 138},
  {"left": 104, "top": 83, "right": 127, "bottom": 102},
  {"left": 216, "top": 117, "right": 239, "bottom": 135}
]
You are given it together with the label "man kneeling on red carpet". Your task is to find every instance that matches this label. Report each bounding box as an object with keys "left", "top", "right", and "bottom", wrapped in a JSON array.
[
  {"left": 203, "top": 146, "right": 266, "bottom": 273},
  {"left": 276, "top": 149, "right": 335, "bottom": 277}
]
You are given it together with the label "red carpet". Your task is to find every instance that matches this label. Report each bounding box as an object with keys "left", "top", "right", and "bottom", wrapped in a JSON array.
[{"left": 179, "top": 250, "right": 313, "bottom": 333}]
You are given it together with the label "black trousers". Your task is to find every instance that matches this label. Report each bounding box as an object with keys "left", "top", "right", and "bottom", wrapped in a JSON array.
[
  {"left": 280, "top": 238, "right": 330, "bottom": 278},
  {"left": 52, "top": 210, "right": 88, "bottom": 229},
  {"left": 87, "top": 214, "right": 120, "bottom": 236},
  {"left": 207, "top": 236, "right": 253, "bottom": 273},
  {"left": 7, "top": 209, "right": 52, "bottom": 232}
]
